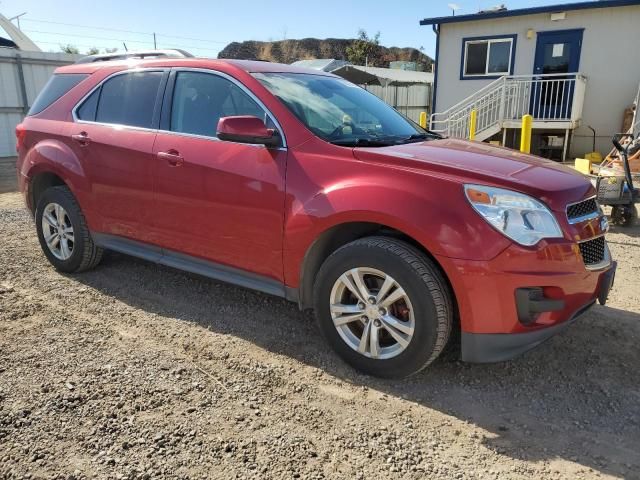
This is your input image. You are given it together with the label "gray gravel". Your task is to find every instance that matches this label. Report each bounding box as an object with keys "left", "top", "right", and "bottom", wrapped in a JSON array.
[{"left": 0, "top": 191, "right": 639, "bottom": 480}]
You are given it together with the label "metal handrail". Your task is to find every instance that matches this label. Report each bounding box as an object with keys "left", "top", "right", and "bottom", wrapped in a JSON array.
[
  {"left": 431, "top": 76, "right": 505, "bottom": 121},
  {"left": 431, "top": 73, "right": 587, "bottom": 139}
]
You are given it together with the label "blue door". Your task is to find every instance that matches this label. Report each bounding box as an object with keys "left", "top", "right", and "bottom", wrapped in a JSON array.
[{"left": 531, "top": 29, "right": 583, "bottom": 119}]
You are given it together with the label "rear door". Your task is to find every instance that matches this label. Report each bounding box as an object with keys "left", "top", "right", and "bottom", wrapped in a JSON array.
[
  {"left": 151, "top": 69, "right": 287, "bottom": 281},
  {"left": 69, "top": 69, "right": 168, "bottom": 241}
]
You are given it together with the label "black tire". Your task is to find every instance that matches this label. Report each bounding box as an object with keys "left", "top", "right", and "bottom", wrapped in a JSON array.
[
  {"left": 313, "top": 236, "right": 453, "bottom": 378},
  {"left": 35, "top": 185, "right": 103, "bottom": 273},
  {"left": 611, "top": 204, "right": 637, "bottom": 227}
]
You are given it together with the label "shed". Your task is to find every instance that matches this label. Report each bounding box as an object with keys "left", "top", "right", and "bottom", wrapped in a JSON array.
[
  {"left": 331, "top": 65, "right": 434, "bottom": 123},
  {"left": 290, "top": 59, "right": 350, "bottom": 72}
]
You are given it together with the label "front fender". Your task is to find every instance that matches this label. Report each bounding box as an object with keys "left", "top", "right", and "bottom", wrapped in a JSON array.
[{"left": 283, "top": 177, "right": 511, "bottom": 287}]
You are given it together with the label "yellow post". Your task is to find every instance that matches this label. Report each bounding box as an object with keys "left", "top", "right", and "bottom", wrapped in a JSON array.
[
  {"left": 520, "top": 114, "right": 533, "bottom": 153},
  {"left": 469, "top": 109, "right": 477, "bottom": 141},
  {"left": 419, "top": 111, "right": 427, "bottom": 129}
]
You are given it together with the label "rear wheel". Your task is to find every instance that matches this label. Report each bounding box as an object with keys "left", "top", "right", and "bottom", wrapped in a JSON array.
[
  {"left": 35, "top": 186, "right": 103, "bottom": 273},
  {"left": 314, "top": 237, "right": 453, "bottom": 378}
]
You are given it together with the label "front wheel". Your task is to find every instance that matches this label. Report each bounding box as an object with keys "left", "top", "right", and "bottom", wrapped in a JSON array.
[
  {"left": 313, "top": 237, "right": 453, "bottom": 378},
  {"left": 35, "top": 186, "right": 103, "bottom": 273}
]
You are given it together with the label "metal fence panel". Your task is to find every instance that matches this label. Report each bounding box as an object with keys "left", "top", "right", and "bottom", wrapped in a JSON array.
[
  {"left": 363, "top": 83, "right": 431, "bottom": 124},
  {"left": 0, "top": 49, "right": 80, "bottom": 157},
  {"left": 0, "top": 112, "right": 22, "bottom": 158}
]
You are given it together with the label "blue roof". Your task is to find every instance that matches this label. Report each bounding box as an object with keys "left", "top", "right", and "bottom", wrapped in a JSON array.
[{"left": 419, "top": 0, "right": 640, "bottom": 26}]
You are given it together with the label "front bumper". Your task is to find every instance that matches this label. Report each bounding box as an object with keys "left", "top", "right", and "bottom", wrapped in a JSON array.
[
  {"left": 437, "top": 239, "right": 616, "bottom": 363},
  {"left": 461, "top": 261, "right": 615, "bottom": 362}
]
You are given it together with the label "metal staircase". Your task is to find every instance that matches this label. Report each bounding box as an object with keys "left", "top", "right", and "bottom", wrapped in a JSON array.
[{"left": 430, "top": 73, "right": 587, "bottom": 142}]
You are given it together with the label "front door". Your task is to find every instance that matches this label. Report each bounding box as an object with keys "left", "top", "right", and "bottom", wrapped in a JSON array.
[
  {"left": 531, "top": 29, "right": 583, "bottom": 119},
  {"left": 151, "top": 69, "right": 287, "bottom": 282}
]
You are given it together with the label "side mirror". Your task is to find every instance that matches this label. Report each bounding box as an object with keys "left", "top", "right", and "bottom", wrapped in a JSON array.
[{"left": 217, "top": 116, "right": 280, "bottom": 147}]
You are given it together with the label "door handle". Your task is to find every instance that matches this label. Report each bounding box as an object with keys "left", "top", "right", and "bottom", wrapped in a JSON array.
[
  {"left": 157, "top": 150, "right": 184, "bottom": 167},
  {"left": 71, "top": 132, "right": 91, "bottom": 146}
]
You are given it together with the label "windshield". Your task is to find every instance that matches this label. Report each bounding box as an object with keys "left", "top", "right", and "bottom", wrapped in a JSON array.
[{"left": 253, "top": 72, "right": 439, "bottom": 147}]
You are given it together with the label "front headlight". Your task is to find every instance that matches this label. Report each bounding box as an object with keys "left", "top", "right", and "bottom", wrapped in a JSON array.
[{"left": 464, "top": 184, "right": 563, "bottom": 246}]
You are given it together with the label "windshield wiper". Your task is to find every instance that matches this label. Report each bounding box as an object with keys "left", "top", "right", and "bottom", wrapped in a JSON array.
[
  {"left": 330, "top": 138, "right": 396, "bottom": 147},
  {"left": 397, "top": 131, "right": 443, "bottom": 144}
]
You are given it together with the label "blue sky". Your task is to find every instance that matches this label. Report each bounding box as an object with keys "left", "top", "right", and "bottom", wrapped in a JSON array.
[{"left": 2, "top": 0, "right": 581, "bottom": 58}]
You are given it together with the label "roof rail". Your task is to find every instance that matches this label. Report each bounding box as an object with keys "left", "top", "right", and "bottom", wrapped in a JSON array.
[{"left": 75, "top": 49, "right": 194, "bottom": 64}]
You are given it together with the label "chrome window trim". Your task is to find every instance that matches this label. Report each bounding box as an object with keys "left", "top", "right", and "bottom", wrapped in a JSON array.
[
  {"left": 71, "top": 67, "right": 168, "bottom": 132},
  {"left": 566, "top": 195, "right": 599, "bottom": 224},
  {"left": 576, "top": 234, "right": 611, "bottom": 271},
  {"left": 71, "top": 66, "right": 287, "bottom": 149}
]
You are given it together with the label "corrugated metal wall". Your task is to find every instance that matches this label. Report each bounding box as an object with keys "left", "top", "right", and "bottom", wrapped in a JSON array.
[
  {"left": 0, "top": 49, "right": 80, "bottom": 157},
  {"left": 363, "top": 83, "right": 431, "bottom": 124}
]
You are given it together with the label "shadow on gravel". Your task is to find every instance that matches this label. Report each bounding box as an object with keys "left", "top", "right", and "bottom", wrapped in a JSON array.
[{"left": 74, "top": 252, "right": 640, "bottom": 478}]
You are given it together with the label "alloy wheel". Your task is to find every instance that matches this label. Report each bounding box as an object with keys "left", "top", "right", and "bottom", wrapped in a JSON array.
[
  {"left": 41, "top": 203, "right": 75, "bottom": 260},
  {"left": 329, "top": 267, "right": 415, "bottom": 359}
]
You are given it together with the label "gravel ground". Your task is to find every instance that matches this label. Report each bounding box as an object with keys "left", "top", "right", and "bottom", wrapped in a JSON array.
[
  {"left": 0, "top": 191, "right": 639, "bottom": 480},
  {"left": 0, "top": 158, "right": 17, "bottom": 194}
]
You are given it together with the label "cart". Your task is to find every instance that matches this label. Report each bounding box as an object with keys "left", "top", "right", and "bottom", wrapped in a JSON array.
[{"left": 595, "top": 134, "right": 640, "bottom": 226}]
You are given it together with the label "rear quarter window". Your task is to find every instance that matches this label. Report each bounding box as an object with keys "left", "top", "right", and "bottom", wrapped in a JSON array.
[
  {"left": 28, "top": 73, "right": 88, "bottom": 116},
  {"left": 76, "top": 88, "right": 99, "bottom": 121}
]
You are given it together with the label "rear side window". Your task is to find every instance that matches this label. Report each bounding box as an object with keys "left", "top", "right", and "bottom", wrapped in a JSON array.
[
  {"left": 95, "top": 71, "right": 163, "bottom": 128},
  {"left": 28, "top": 73, "right": 88, "bottom": 116}
]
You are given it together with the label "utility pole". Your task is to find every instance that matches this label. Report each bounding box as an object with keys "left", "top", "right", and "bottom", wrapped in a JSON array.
[
  {"left": 9, "top": 12, "right": 27, "bottom": 30},
  {"left": 153, "top": 32, "right": 157, "bottom": 49}
]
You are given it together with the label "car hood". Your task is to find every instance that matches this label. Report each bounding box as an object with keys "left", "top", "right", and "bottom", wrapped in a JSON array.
[{"left": 353, "top": 138, "right": 594, "bottom": 212}]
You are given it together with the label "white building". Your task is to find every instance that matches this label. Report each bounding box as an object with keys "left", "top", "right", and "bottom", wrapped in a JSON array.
[{"left": 421, "top": 0, "right": 640, "bottom": 160}]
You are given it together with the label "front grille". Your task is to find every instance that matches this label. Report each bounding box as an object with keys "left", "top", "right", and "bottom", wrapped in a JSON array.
[
  {"left": 578, "top": 236, "right": 606, "bottom": 266},
  {"left": 567, "top": 197, "right": 598, "bottom": 222}
]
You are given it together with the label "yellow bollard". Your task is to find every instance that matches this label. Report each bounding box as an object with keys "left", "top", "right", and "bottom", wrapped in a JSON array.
[
  {"left": 469, "top": 109, "right": 477, "bottom": 141},
  {"left": 520, "top": 114, "right": 533, "bottom": 153},
  {"left": 419, "top": 111, "right": 427, "bottom": 129}
]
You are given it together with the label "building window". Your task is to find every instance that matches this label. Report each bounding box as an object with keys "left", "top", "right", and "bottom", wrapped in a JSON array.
[{"left": 461, "top": 35, "right": 516, "bottom": 79}]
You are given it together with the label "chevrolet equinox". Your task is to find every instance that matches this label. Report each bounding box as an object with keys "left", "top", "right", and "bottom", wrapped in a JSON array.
[{"left": 16, "top": 58, "right": 616, "bottom": 378}]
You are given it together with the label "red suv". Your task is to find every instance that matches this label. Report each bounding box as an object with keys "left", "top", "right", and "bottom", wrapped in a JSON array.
[{"left": 16, "top": 58, "right": 615, "bottom": 378}]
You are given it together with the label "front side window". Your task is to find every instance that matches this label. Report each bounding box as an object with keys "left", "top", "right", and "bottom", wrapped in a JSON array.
[
  {"left": 94, "top": 71, "right": 163, "bottom": 128},
  {"left": 170, "top": 71, "right": 267, "bottom": 137},
  {"left": 28, "top": 73, "right": 88, "bottom": 116},
  {"left": 254, "top": 72, "right": 437, "bottom": 147},
  {"left": 463, "top": 36, "right": 515, "bottom": 78}
]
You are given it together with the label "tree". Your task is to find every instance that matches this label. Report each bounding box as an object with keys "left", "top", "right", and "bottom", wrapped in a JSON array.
[
  {"left": 86, "top": 47, "right": 100, "bottom": 55},
  {"left": 346, "top": 30, "right": 382, "bottom": 66},
  {"left": 60, "top": 44, "right": 79, "bottom": 54}
]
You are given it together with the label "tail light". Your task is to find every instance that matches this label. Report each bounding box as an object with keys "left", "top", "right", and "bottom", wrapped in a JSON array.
[{"left": 15, "top": 123, "right": 26, "bottom": 152}]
